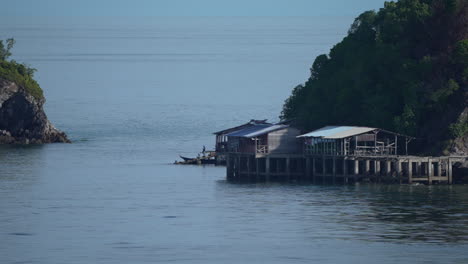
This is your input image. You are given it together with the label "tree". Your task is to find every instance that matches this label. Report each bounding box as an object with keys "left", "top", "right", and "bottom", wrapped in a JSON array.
[
  {"left": 281, "top": 0, "right": 468, "bottom": 154},
  {"left": 0, "top": 38, "right": 16, "bottom": 61}
]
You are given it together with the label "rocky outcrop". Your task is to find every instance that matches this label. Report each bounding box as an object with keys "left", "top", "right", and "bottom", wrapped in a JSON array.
[
  {"left": 448, "top": 108, "right": 468, "bottom": 156},
  {"left": 446, "top": 106, "right": 468, "bottom": 175},
  {"left": 0, "top": 78, "right": 69, "bottom": 144}
]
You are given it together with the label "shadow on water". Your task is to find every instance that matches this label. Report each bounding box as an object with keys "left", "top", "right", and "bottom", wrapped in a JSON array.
[
  {"left": 361, "top": 185, "right": 468, "bottom": 244},
  {"left": 218, "top": 179, "right": 468, "bottom": 244}
]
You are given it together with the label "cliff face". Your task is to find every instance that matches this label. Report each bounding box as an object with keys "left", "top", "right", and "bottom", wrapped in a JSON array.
[
  {"left": 0, "top": 78, "right": 69, "bottom": 144},
  {"left": 449, "top": 107, "right": 468, "bottom": 156},
  {"left": 417, "top": 88, "right": 468, "bottom": 157}
]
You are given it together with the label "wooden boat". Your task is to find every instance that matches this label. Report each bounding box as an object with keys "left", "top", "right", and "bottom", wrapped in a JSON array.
[
  {"left": 176, "top": 152, "right": 217, "bottom": 165},
  {"left": 180, "top": 155, "right": 195, "bottom": 162}
]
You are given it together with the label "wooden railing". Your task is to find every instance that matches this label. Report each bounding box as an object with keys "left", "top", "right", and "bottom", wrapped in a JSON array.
[
  {"left": 256, "top": 145, "right": 268, "bottom": 154},
  {"left": 304, "top": 145, "right": 397, "bottom": 156}
]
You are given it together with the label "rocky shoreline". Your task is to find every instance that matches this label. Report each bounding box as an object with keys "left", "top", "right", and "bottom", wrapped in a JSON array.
[{"left": 0, "top": 78, "right": 69, "bottom": 144}]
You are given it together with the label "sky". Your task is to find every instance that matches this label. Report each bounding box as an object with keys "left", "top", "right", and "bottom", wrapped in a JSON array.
[{"left": 3, "top": 0, "right": 388, "bottom": 17}]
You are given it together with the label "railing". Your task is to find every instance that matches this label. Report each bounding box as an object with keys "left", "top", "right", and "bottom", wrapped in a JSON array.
[
  {"left": 256, "top": 145, "right": 268, "bottom": 154},
  {"left": 304, "top": 146, "right": 397, "bottom": 156},
  {"left": 227, "top": 145, "right": 269, "bottom": 154},
  {"left": 216, "top": 142, "right": 228, "bottom": 153},
  {"left": 354, "top": 146, "right": 396, "bottom": 156}
]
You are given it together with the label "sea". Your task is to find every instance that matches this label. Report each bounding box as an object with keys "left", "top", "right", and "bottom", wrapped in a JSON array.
[{"left": 1, "top": 16, "right": 468, "bottom": 264}]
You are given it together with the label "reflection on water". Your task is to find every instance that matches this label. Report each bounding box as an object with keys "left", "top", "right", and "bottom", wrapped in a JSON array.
[
  {"left": 218, "top": 181, "right": 468, "bottom": 245},
  {"left": 364, "top": 185, "right": 468, "bottom": 244}
]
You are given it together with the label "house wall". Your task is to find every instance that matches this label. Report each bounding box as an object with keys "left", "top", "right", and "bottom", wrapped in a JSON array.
[
  {"left": 267, "top": 128, "right": 301, "bottom": 154},
  {"left": 239, "top": 138, "right": 256, "bottom": 153},
  {"left": 227, "top": 137, "right": 240, "bottom": 152},
  {"left": 227, "top": 137, "right": 257, "bottom": 153}
]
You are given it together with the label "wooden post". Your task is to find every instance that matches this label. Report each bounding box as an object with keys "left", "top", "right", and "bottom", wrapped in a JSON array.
[
  {"left": 312, "top": 157, "right": 317, "bottom": 184},
  {"left": 386, "top": 160, "right": 391, "bottom": 177},
  {"left": 354, "top": 160, "right": 359, "bottom": 182},
  {"left": 405, "top": 138, "right": 409, "bottom": 156},
  {"left": 231, "top": 155, "right": 236, "bottom": 179},
  {"left": 396, "top": 160, "right": 402, "bottom": 184},
  {"left": 427, "top": 158, "right": 433, "bottom": 185},
  {"left": 265, "top": 157, "right": 270, "bottom": 182},
  {"left": 365, "top": 160, "right": 370, "bottom": 175},
  {"left": 332, "top": 157, "right": 336, "bottom": 184},
  {"left": 322, "top": 156, "right": 326, "bottom": 176},
  {"left": 237, "top": 156, "right": 241, "bottom": 179},
  {"left": 448, "top": 158, "right": 453, "bottom": 184},
  {"left": 395, "top": 135, "right": 398, "bottom": 155},
  {"left": 408, "top": 160, "right": 413, "bottom": 184},
  {"left": 355, "top": 136, "right": 358, "bottom": 155},
  {"left": 305, "top": 157, "right": 311, "bottom": 181},
  {"left": 344, "top": 139, "right": 347, "bottom": 156},
  {"left": 247, "top": 156, "right": 251, "bottom": 179},
  {"left": 286, "top": 157, "right": 291, "bottom": 181},
  {"left": 375, "top": 160, "right": 380, "bottom": 175},
  {"left": 343, "top": 158, "right": 348, "bottom": 183},
  {"left": 437, "top": 160, "right": 442, "bottom": 178},
  {"left": 226, "top": 153, "right": 231, "bottom": 179},
  {"left": 416, "top": 161, "right": 421, "bottom": 177},
  {"left": 256, "top": 158, "right": 260, "bottom": 181},
  {"left": 342, "top": 139, "right": 345, "bottom": 156},
  {"left": 232, "top": 155, "right": 236, "bottom": 179},
  {"left": 374, "top": 132, "right": 377, "bottom": 155},
  {"left": 254, "top": 137, "right": 257, "bottom": 156}
]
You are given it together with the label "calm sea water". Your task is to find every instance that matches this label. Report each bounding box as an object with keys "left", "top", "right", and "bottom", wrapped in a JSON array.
[{"left": 1, "top": 17, "right": 468, "bottom": 264}]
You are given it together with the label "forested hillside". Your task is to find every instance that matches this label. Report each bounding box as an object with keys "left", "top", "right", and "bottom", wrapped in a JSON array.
[{"left": 281, "top": 0, "right": 467, "bottom": 155}]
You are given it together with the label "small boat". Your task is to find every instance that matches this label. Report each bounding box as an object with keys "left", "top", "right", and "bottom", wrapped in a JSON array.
[
  {"left": 176, "top": 152, "right": 217, "bottom": 165},
  {"left": 179, "top": 155, "right": 195, "bottom": 162}
]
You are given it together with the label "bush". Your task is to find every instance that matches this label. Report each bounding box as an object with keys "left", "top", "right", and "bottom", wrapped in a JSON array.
[
  {"left": 0, "top": 39, "right": 44, "bottom": 100},
  {"left": 449, "top": 117, "right": 468, "bottom": 138}
]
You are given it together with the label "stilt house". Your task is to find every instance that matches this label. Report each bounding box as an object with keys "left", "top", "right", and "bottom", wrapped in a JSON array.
[
  {"left": 297, "top": 126, "right": 414, "bottom": 156},
  {"left": 226, "top": 124, "right": 301, "bottom": 156},
  {"left": 213, "top": 119, "right": 270, "bottom": 154}
]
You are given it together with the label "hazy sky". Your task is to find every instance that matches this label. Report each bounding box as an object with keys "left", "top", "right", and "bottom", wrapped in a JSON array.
[{"left": 4, "top": 0, "right": 388, "bottom": 16}]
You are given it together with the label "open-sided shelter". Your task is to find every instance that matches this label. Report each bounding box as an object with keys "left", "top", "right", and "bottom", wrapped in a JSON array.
[{"left": 297, "top": 126, "right": 414, "bottom": 156}]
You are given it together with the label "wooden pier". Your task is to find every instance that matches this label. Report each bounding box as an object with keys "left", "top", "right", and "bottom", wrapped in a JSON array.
[
  {"left": 215, "top": 122, "right": 467, "bottom": 184},
  {"left": 226, "top": 153, "right": 467, "bottom": 184}
]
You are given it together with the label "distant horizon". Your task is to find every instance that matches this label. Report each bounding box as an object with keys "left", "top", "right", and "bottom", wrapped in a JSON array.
[{"left": 4, "top": 0, "right": 387, "bottom": 17}]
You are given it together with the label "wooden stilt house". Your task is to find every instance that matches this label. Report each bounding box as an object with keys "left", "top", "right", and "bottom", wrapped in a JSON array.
[
  {"left": 226, "top": 124, "right": 301, "bottom": 157},
  {"left": 297, "top": 126, "right": 414, "bottom": 156},
  {"left": 213, "top": 119, "right": 270, "bottom": 164}
]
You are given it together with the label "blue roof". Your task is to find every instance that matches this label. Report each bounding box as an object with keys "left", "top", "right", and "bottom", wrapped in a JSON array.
[
  {"left": 226, "top": 124, "right": 289, "bottom": 138},
  {"left": 245, "top": 124, "right": 289, "bottom": 138}
]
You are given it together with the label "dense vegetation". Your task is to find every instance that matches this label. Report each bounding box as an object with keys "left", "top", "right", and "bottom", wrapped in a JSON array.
[
  {"left": 0, "top": 38, "right": 43, "bottom": 99},
  {"left": 281, "top": 0, "right": 467, "bottom": 154}
]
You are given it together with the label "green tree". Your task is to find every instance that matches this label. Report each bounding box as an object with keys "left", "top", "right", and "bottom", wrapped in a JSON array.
[
  {"left": 281, "top": 0, "right": 468, "bottom": 154},
  {"left": 0, "top": 38, "right": 43, "bottom": 99},
  {"left": 0, "top": 38, "right": 15, "bottom": 61}
]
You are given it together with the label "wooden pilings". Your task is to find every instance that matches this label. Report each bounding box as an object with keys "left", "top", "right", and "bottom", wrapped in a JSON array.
[{"left": 226, "top": 153, "right": 463, "bottom": 184}]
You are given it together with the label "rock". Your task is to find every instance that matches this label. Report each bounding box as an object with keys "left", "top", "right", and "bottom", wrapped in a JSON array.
[
  {"left": 449, "top": 107, "right": 468, "bottom": 156},
  {"left": 0, "top": 78, "right": 70, "bottom": 144}
]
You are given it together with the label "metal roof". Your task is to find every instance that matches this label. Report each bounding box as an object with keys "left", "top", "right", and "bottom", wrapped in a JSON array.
[
  {"left": 213, "top": 119, "right": 270, "bottom": 135},
  {"left": 226, "top": 124, "right": 289, "bottom": 138},
  {"left": 297, "top": 126, "right": 377, "bottom": 139},
  {"left": 245, "top": 124, "right": 290, "bottom": 138}
]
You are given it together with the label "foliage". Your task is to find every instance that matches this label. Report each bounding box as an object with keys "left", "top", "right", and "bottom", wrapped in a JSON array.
[
  {"left": 281, "top": 0, "right": 468, "bottom": 145},
  {"left": 449, "top": 116, "right": 468, "bottom": 138},
  {"left": 0, "top": 38, "right": 43, "bottom": 99},
  {"left": 0, "top": 38, "right": 15, "bottom": 61}
]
